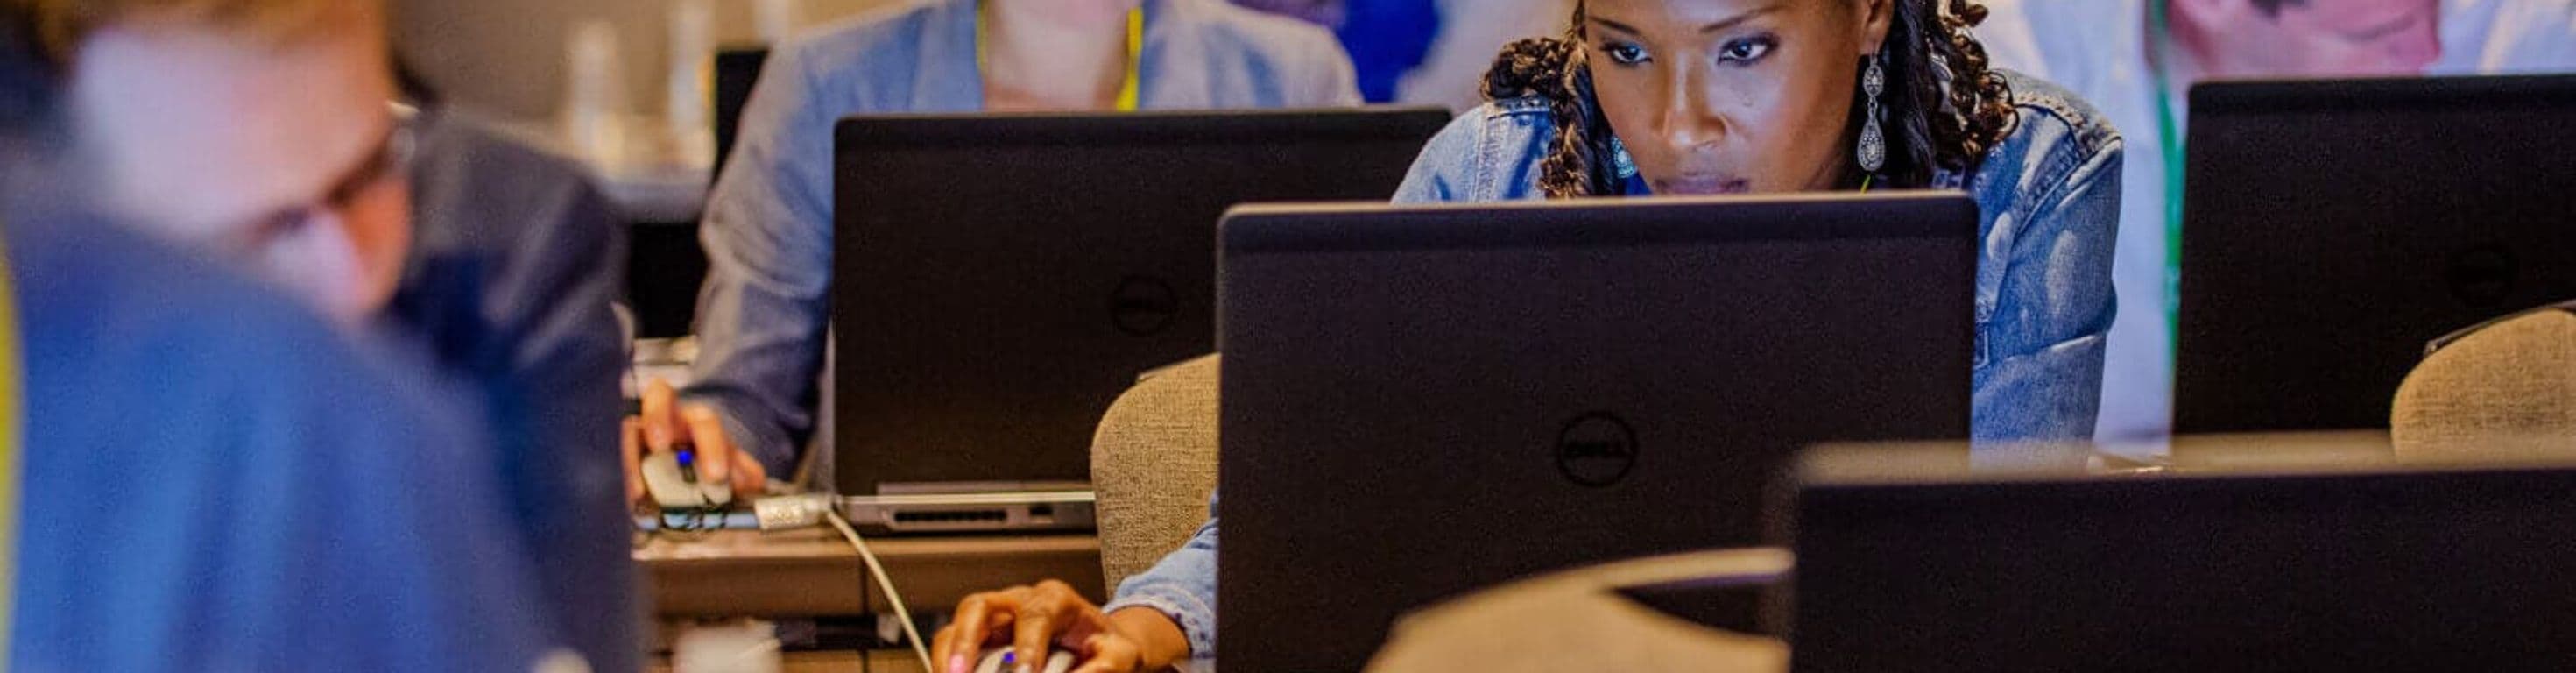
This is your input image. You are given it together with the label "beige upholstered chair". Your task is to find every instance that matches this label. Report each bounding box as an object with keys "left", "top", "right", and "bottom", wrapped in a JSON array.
[
  {"left": 1366, "top": 549, "right": 1793, "bottom": 673},
  {"left": 1088, "top": 354, "right": 1224, "bottom": 592},
  {"left": 2392, "top": 303, "right": 2576, "bottom": 458}
]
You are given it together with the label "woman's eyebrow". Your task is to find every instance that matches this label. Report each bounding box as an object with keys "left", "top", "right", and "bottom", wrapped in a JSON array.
[{"left": 1589, "top": 4, "right": 1784, "bottom": 38}]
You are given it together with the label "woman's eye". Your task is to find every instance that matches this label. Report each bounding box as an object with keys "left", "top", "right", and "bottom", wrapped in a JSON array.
[
  {"left": 1601, "top": 43, "right": 1650, "bottom": 66},
  {"left": 1717, "top": 37, "right": 1775, "bottom": 64}
]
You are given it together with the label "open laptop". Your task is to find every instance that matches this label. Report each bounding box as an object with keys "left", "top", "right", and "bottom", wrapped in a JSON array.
[
  {"left": 1216, "top": 195, "right": 1980, "bottom": 672},
  {"left": 712, "top": 46, "right": 769, "bottom": 180},
  {"left": 830, "top": 108, "right": 1450, "bottom": 528},
  {"left": 2175, "top": 74, "right": 2576, "bottom": 435},
  {"left": 1788, "top": 439, "right": 2576, "bottom": 672}
]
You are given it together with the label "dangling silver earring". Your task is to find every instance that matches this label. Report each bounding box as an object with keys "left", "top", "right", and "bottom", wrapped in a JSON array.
[
  {"left": 1858, "top": 53, "right": 1887, "bottom": 174},
  {"left": 1610, "top": 136, "right": 1638, "bottom": 179}
]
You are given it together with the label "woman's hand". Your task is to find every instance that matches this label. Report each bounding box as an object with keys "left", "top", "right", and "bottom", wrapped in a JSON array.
[{"left": 930, "top": 579, "right": 1189, "bottom": 673}]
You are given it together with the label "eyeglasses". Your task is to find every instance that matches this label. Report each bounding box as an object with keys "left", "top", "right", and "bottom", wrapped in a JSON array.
[{"left": 226, "top": 103, "right": 419, "bottom": 256}]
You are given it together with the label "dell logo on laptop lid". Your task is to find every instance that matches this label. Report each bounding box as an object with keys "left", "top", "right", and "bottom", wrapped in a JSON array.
[
  {"left": 1556, "top": 412, "right": 1639, "bottom": 488},
  {"left": 1110, "top": 275, "right": 1179, "bottom": 336}
]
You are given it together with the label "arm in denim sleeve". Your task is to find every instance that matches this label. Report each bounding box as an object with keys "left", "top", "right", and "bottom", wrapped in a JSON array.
[
  {"left": 1104, "top": 491, "right": 1223, "bottom": 661},
  {"left": 1973, "top": 138, "right": 2123, "bottom": 443},
  {"left": 685, "top": 37, "right": 839, "bottom": 477},
  {"left": 1391, "top": 106, "right": 1498, "bottom": 203}
]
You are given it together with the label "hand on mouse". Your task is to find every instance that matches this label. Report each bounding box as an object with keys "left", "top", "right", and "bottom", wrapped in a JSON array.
[
  {"left": 624, "top": 378, "right": 766, "bottom": 506},
  {"left": 930, "top": 579, "right": 1189, "bottom": 673}
]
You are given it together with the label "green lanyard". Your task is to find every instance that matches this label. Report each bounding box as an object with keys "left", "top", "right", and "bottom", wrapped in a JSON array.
[{"left": 2148, "top": 0, "right": 2186, "bottom": 358}]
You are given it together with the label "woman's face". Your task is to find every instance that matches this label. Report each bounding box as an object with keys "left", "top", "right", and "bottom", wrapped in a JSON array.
[{"left": 1582, "top": 0, "right": 1891, "bottom": 195}]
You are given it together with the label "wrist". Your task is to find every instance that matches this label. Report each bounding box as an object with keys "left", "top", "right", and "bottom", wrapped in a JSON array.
[{"left": 1105, "top": 606, "right": 1190, "bottom": 671}]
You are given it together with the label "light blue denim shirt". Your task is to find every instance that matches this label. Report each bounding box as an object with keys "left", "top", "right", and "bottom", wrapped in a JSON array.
[
  {"left": 688, "top": 0, "right": 1361, "bottom": 477},
  {"left": 1107, "top": 69, "right": 2122, "bottom": 664}
]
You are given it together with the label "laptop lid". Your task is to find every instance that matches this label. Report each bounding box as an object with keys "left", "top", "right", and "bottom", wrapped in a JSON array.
[
  {"left": 831, "top": 107, "right": 1450, "bottom": 494},
  {"left": 1216, "top": 194, "right": 1980, "bottom": 672},
  {"left": 712, "top": 47, "right": 770, "bottom": 180},
  {"left": 2176, "top": 74, "right": 2576, "bottom": 435},
  {"left": 1789, "top": 440, "right": 2576, "bottom": 672}
]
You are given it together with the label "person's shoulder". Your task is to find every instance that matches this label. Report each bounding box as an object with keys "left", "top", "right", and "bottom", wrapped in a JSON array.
[
  {"left": 1436, "top": 96, "right": 1556, "bottom": 152},
  {"left": 414, "top": 112, "right": 589, "bottom": 192},
  {"left": 4, "top": 215, "right": 535, "bottom": 671},
  {"left": 794, "top": 0, "right": 946, "bottom": 51},
  {"left": 1164, "top": 0, "right": 1345, "bottom": 67},
  {"left": 1955, "top": 69, "right": 2124, "bottom": 229},
  {"left": 1997, "top": 68, "right": 2121, "bottom": 160},
  {"left": 399, "top": 110, "right": 619, "bottom": 355},
  {"left": 11, "top": 211, "right": 317, "bottom": 352},
  {"left": 412, "top": 111, "right": 606, "bottom": 236},
  {"left": 7, "top": 209, "right": 474, "bottom": 440},
  {"left": 1395, "top": 97, "right": 1554, "bottom": 202},
  {"left": 12, "top": 208, "right": 483, "bottom": 441},
  {"left": 775, "top": 0, "right": 954, "bottom": 82},
  {"left": 1960, "top": 68, "right": 2123, "bottom": 202}
]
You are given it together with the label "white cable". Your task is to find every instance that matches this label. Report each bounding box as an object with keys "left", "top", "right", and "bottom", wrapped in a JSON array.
[{"left": 825, "top": 508, "right": 935, "bottom": 673}]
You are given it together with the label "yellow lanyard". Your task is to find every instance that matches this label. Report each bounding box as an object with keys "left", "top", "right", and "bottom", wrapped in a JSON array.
[
  {"left": 977, "top": 1, "right": 1147, "bottom": 111},
  {"left": 0, "top": 229, "right": 20, "bottom": 667}
]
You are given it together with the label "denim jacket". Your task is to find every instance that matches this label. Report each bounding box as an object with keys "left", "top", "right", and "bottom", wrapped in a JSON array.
[
  {"left": 1105, "top": 69, "right": 2122, "bottom": 664},
  {"left": 688, "top": 0, "right": 1360, "bottom": 478}
]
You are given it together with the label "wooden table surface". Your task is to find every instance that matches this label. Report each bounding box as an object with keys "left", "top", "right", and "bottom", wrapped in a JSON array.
[{"left": 636, "top": 528, "right": 1107, "bottom": 618}]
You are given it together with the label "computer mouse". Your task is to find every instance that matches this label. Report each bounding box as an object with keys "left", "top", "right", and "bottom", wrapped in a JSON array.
[
  {"left": 973, "top": 648, "right": 1075, "bottom": 673},
  {"left": 640, "top": 444, "right": 733, "bottom": 510}
]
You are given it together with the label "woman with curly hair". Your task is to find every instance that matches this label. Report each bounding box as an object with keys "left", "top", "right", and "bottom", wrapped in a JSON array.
[
  {"left": 1398, "top": 0, "right": 2120, "bottom": 443},
  {"left": 930, "top": 3, "right": 2120, "bottom": 671}
]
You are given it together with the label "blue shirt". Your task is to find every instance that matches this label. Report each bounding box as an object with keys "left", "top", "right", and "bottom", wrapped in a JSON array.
[
  {"left": 398, "top": 112, "right": 639, "bottom": 673},
  {"left": 688, "top": 0, "right": 1361, "bottom": 478},
  {"left": 1106, "top": 69, "right": 2123, "bottom": 664},
  {"left": 5, "top": 208, "right": 568, "bottom": 671},
  {"left": 1232, "top": 0, "right": 1442, "bottom": 102}
]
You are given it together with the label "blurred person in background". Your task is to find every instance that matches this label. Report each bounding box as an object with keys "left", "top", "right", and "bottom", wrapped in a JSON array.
[
  {"left": 1238, "top": 0, "right": 1590, "bottom": 111},
  {"left": 649, "top": 0, "right": 1359, "bottom": 502},
  {"left": 1236, "top": 0, "right": 1440, "bottom": 102},
  {"left": 0, "top": 4, "right": 576, "bottom": 670},
  {"left": 1395, "top": 0, "right": 1575, "bottom": 110},
  {"left": 1978, "top": 0, "right": 2576, "bottom": 445},
  {"left": 32, "top": 0, "right": 637, "bottom": 668}
]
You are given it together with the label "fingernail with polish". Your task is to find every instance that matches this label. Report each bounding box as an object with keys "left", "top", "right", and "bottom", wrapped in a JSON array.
[{"left": 948, "top": 654, "right": 970, "bottom": 673}]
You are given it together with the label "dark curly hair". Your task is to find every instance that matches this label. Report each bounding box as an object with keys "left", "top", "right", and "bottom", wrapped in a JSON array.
[{"left": 1484, "top": 0, "right": 2019, "bottom": 197}]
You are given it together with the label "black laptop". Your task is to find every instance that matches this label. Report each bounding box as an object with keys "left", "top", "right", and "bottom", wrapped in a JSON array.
[
  {"left": 1215, "top": 195, "right": 1980, "bottom": 672},
  {"left": 712, "top": 46, "right": 769, "bottom": 179},
  {"left": 1788, "top": 440, "right": 2576, "bottom": 672},
  {"left": 2175, "top": 74, "right": 2576, "bottom": 435},
  {"left": 830, "top": 108, "right": 1450, "bottom": 497}
]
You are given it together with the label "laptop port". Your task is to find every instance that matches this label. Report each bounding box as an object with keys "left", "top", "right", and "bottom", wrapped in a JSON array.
[{"left": 892, "top": 509, "right": 1009, "bottom": 525}]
